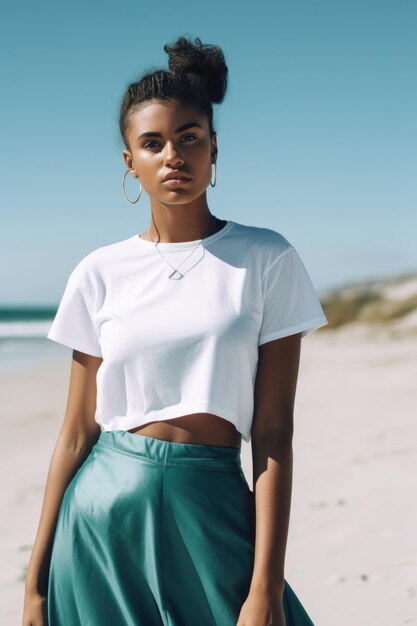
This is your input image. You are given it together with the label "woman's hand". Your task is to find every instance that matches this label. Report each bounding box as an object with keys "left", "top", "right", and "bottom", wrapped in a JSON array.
[
  {"left": 22, "top": 589, "right": 48, "bottom": 626},
  {"left": 236, "top": 587, "right": 286, "bottom": 626}
]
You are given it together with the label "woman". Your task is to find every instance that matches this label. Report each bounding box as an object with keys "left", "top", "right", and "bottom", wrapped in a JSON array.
[{"left": 23, "top": 36, "right": 327, "bottom": 626}]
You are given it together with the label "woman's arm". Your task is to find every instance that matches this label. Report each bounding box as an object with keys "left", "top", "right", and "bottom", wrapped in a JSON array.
[
  {"left": 249, "top": 332, "right": 301, "bottom": 590},
  {"left": 237, "top": 333, "right": 301, "bottom": 626},
  {"left": 22, "top": 350, "right": 102, "bottom": 622}
]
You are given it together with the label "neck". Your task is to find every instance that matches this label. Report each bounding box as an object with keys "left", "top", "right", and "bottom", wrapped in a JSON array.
[{"left": 142, "top": 212, "right": 222, "bottom": 244}]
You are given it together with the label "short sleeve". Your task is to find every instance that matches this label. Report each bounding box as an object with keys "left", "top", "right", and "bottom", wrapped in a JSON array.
[
  {"left": 47, "top": 258, "right": 102, "bottom": 357},
  {"left": 258, "top": 245, "right": 328, "bottom": 346}
]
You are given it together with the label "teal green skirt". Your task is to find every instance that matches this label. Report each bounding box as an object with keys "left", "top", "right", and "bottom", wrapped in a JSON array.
[{"left": 47, "top": 430, "right": 315, "bottom": 625}]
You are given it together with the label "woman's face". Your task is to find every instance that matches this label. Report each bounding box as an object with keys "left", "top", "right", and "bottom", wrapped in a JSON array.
[{"left": 122, "top": 98, "right": 217, "bottom": 205}]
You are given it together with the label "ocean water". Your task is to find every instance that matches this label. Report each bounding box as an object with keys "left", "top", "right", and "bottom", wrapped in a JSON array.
[{"left": 0, "top": 306, "right": 69, "bottom": 373}]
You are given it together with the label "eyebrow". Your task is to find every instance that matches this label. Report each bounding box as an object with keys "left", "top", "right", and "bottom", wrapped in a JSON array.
[{"left": 137, "top": 122, "right": 203, "bottom": 141}]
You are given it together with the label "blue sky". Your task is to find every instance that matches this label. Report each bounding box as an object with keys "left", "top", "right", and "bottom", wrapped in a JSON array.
[{"left": 1, "top": 0, "right": 416, "bottom": 305}]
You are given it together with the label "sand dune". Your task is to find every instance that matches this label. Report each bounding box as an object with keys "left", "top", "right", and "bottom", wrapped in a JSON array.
[{"left": 320, "top": 269, "right": 417, "bottom": 337}]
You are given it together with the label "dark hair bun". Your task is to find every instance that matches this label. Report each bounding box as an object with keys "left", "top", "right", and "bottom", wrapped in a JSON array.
[{"left": 163, "top": 36, "right": 228, "bottom": 104}]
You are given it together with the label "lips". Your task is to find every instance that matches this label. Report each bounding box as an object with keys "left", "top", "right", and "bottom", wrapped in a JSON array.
[
  {"left": 162, "top": 178, "right": 191, "bottom": 186},
  {"left": 161, "top": 171, "right": 192, "bottom": 183}
]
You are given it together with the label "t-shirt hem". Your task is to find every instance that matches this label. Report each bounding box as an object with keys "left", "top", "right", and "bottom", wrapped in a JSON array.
[
  {"left": 98, "top": 401, "right": 250, "bottom": 441},
  {"left": 46, "top": 330, "right": 102, "bottom": 358},
  {"left": 258, "top": 315, "right": 328, "bottom": 345}
]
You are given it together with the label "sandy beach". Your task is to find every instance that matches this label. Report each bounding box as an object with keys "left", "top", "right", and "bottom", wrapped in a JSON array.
[{"left": 1, "top": 326, "right": 416, "bottom": 625}]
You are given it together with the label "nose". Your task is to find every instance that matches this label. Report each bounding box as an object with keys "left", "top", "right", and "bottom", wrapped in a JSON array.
[{"left": 163, "top": 141, "right": 184, "bottom": 166}]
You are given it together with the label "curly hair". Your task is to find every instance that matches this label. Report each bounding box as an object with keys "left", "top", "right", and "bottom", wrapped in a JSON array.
[{"left": 118, "top": 35, "right": 229, "bottom": 150}]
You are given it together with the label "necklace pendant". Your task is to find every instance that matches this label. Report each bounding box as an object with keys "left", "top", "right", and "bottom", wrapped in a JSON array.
[{"left": 168, "top": 269, "right": 184, "bottom": 280}]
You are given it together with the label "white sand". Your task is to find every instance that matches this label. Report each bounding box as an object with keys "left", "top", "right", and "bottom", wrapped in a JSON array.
[{"left": 1, "top": 328, "right": 416, "bottom": 625}]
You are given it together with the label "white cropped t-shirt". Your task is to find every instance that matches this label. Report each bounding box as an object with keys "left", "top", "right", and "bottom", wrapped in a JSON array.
[{"left": 47, "top": 220, "right": 328, "bottom": 442}]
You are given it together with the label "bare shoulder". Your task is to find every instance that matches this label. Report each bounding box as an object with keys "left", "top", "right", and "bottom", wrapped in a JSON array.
[{"left": 58, "top": 349, "right": 103, "bottom": 449}]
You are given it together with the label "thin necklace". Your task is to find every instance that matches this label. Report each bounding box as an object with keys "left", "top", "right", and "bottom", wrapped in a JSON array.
[{"left": 147, "top": 214, "right": 218, "bottom": 280}]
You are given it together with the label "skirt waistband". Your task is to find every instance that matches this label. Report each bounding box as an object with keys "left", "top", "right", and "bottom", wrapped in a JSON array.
[{"left": 95, "top": 431, "right": 242, "bottom": 470}]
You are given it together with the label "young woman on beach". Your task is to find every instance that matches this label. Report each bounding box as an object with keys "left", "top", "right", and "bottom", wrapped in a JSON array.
[{"left": 22, "top": 35, "right": 327, "bottom": 626}]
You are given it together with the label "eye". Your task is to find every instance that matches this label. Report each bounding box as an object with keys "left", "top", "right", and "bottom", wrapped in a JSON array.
[
  {"left": 143, "top": 135, "right": 197, "bottom": 150},
  {"left": 181, "top": 134, "right": 197, "bottom": 142}
]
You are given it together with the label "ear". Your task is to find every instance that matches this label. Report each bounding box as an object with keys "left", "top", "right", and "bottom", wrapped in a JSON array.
[
  {"left": 122, "top": 150, "right": 139, "bottom": 178},
  {"left": 211, "top": 133, "right": 218, "bottom": 161}
]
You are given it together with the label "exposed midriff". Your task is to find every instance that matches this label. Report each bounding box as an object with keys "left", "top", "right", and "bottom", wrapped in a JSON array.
[{"left": 127, "top": 412, "right": 242, "bottom": 449}]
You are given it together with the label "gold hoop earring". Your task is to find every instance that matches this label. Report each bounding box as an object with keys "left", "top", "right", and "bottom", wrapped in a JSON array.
[
  {"left": 210, "top": 159, "right": 217, "bottom": 187},
  {"left": 122, "top": 170, "right": 143, "bottom": 204}
]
